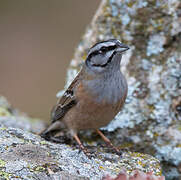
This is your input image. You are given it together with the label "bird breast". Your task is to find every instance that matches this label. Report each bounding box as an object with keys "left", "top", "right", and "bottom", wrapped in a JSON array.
[
  {"left": 69, "top": 72, "right": 127, "bottom": 130},
  {"left": 82, "top": 71, "right": 127, "bottom": 105}
]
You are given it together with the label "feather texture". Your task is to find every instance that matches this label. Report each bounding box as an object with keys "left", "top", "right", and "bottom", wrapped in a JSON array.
[{"left": 51, "top": 71, "right": 82, "bottom": 122}]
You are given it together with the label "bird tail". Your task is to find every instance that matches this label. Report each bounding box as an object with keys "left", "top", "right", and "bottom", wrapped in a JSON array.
[{"left": 39, "top": 121, "right": 64, "bottom": 140}]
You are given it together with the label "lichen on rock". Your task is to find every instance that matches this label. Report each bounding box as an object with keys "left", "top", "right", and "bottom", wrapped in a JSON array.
[
  {"left": 0, "top": 96, "right": 164, "bottom": 179},
  {"left": 0, "top": 126, "right": 163, "bottom": 179},
  {"left": 0, "top": 96, "right": 45, "bottom": 134},
  {"left": 1, "top": 0, "right": 180, "bottom": 179},
  {"left": 57, "top": 0, "right": 181, "bottom": 179}
]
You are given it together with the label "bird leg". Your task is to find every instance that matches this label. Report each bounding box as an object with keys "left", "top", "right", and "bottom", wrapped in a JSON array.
[
  {"left": 73, "top": 134, "right": 92, "bottom": 158},
  {"left": 96, "top": 129, "right": 121, "bottom": 155}
]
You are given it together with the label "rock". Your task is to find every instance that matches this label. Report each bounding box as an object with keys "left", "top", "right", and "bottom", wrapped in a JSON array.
[
  {"left": 57, "top": 0, "right": 181, "bottom": 179},
  {"left": 0, "top": 96, "right": 45, "bottom": 134},
  {"left": 0, "top": 127, "right": 162, "bottom": 179},
  {"left": 0, "top": 97, "right": 163, "bottom": 179}
]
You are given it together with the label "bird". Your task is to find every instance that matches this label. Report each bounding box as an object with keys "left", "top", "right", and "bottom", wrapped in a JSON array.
[{"left": 40, "top": 39, "right": 129, "bottom": 156}]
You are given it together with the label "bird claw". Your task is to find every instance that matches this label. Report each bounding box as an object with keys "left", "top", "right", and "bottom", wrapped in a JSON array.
[
  {"left": 76, "top": 145, "right": 95, "bottom": 159},
  {"left": 114, "top": 149, "right": 122, "bottom": 157}
]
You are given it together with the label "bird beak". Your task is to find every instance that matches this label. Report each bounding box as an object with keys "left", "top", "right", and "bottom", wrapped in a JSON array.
[{"left": 116, "top": 43, "right": 129, "bottom": 53}]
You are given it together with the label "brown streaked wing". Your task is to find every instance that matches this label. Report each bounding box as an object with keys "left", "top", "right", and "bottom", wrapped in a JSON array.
[{"left": 51, "top": 71, "right": 82, "bottom": 123}]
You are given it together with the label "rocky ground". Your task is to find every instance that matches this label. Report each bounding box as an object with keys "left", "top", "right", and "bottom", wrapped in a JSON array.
[
  {"left": 1, "top": 0, "right": 181, "bottom": 179},
  {"left": 0, "top": 96, "right": 163, "bottom": 179}
]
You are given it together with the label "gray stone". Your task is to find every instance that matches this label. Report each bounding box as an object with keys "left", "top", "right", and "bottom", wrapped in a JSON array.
[
  {"left": 0, "top": 96, "right": 45, "bottom": 134},
  {"left": 56, "top": 0, "right": 181, "bottom": 179},
  {"left": 0, "top": 127, "right": 162, "bottom": 179},
  {"left": 0, "top": 97, "right": 163, "bottom": 179}
]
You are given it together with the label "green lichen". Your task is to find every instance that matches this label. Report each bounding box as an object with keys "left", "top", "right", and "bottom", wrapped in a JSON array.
[
  {"left": 40, "top": 141, "right": 47, "bottom": 145},
  {"left": 178, "top": 125, "right": 181, "bottom": 131},
  {"left": 118, "top": 142, "right": 133, "bottom": 149},
  {"left": 0, "top": 107, "right": 11, "bottom": 117},
  {"left": 126, "top": 1, "right": 135, "bottom": 8},
  {"left": 99, "top": 166, "right": 104, "bottom": 170},
  {"left": 176, "top": 144, "right": 181, "bottom": 148},
  {"left": 154, "top": 132, "right": 159, "bottom": 138},
  {"left": 34, "top": 166, "right": 46, "bottom": 172},
  {"left": 111, "top": 27, "right": 119, "bottom": 38},
  {"left": 127, "top": 152, "right": 162, "bottom": 176},
  {"left": 81, "top": 52, "right": 87, "bottom": 61},
  {"left": 29, "top": 165, "right": 46, "bottom": 173},
  {"left": 0, "top": 159, "right": 6, "bottom": 168},
  {"left": 129, "top": 152, "right": 148, "bottom": 159},
  {"left": 0, "top": 171, "right": 11, "bottom": 180},
  {"left": 0, "top": 127, "right": 7, "bottom": 131},
  {"left": 138, "top": 160, "right": 146, "bottom": 168}
]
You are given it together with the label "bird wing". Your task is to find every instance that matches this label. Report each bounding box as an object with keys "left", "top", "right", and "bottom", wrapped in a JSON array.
[{"left": 51, "top": 71, "right": 82, "bottom": 123}]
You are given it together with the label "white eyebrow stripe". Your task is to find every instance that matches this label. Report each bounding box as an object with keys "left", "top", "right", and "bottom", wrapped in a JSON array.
[{"left": 88, "top": 42, "right": 116, "bottom": 55}]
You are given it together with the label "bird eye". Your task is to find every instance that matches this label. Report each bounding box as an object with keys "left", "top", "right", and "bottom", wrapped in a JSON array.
[
  {"left": 98, "top": 47, "right": 107, "bottom": 54},
  {"left": 101, "top": 47, "right": 107, "bottom": 51}
]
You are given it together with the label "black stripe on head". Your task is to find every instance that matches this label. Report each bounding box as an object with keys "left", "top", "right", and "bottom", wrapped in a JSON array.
[
  {"left": 86, "top": 44, "right": 117, "bottom": 67},
  {"left": 87, "top": 45, "right": 116, "bottom": 59},
  {"left": 90, "top": 51, "right": 117, "bottom": 68},
  {"left": 87, "top": 39, "right": 120, "bottom": 58},
  {"left": 85, "top": 39, "right": 122, "bottom": 68}
]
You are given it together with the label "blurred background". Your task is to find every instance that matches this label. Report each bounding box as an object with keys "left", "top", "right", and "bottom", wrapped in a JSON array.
[{"left": 0, "top": 0, "right": 99, "bottom": 121}]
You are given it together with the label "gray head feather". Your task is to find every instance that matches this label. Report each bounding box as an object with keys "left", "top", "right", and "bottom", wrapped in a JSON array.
[
  {"left": 85, "top": 39, "right": 129, "bottom": 74},
  {"left": 83, "top": 39, "right": 129, "bottom": 103}
]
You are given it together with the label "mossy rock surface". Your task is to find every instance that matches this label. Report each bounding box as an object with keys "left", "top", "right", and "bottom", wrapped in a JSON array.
[
  {"left": 0, "top": 126, "right": 162, "bottom": 179},
  {"left": 57, "top": 0, "right": 181, "bottom": 179}
]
